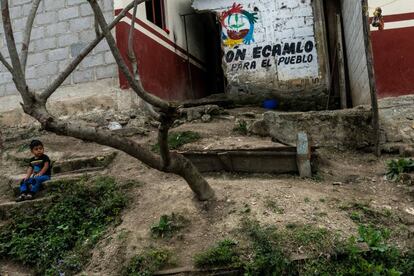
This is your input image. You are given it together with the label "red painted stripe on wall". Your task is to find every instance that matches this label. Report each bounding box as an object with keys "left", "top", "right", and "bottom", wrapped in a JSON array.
[
  {"left": 383, "top": 12, "right": 414, "bottom": 23},
  {"left": 115, "top": 9, "right": 206, "bottom": 67}
]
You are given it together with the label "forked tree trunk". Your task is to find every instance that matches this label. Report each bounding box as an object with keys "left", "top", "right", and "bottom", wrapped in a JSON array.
[{"left": 1, "top": 0, "right": 215, "bottom": 201}]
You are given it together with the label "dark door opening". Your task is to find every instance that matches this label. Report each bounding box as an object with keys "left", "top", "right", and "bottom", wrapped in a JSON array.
[
  {"left": 323, "top": 0, "right": 351, "bottom": 109},
  {"left": 202, "top": 13, "right": 225, "bottom": 95}
]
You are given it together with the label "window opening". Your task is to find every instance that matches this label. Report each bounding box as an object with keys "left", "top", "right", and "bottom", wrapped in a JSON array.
[{"left": 145, "top": 0, "right": 166, "bottom": 29}]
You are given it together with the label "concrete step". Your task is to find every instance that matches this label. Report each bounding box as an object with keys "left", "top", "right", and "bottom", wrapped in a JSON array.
[
  {"left": 0, "top": 196, "right": 56, "bottom": 221},
  {"left": 52, "top": 152, "right": 116, "bottom": 174},
  {"left": 5, "top": 151, "right": 117, "bottom": 173},
  {"left": 9, "top": 170, "right": 105, "bottom": 197}
]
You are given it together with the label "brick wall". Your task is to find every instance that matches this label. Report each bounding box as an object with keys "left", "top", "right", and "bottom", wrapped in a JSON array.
[
  {"left": 0, "top": 0, "right": 116, "bottom": 97},
  {"left": 341, "top": 0, "right": 371, "bottom": 106}
]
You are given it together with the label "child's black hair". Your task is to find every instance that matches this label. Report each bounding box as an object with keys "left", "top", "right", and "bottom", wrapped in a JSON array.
[{"left": 29, "top": 140, "right": 43, "bottom": 150}]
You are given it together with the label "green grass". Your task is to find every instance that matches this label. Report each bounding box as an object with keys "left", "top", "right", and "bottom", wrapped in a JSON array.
[
  {"left": 0, "top": 176, "right": 128, "bottom": 275},
  {"left": 193, "top": 219, "right": 414, "bottom": 275},
  {"left": 194, "top": 239, "right": 241, "bottom": 269},
  {"left": 122, "top": 247, "right": 173, "bottom": 276},
  {"left": 264, "top": 199, "right": 285, "bottom": 214},
  {"left": 151, "top": 131, "right": 201, "bottom": 153},
  {"left": 341, "top": 202, "right": 398, "bottom": 226},
  {"left": 150, "top": 213, "right": 189, "bottom": 239},
  {"left": 386, "top": 158, "right": 414, "bottom": 181},
  {"left": 233, "top": 120, "right": 248, "bottom": 135}
]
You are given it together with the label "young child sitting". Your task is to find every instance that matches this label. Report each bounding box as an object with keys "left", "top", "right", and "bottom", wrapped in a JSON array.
[{"left": 16, "top": 140, "right": 52, "bottom": 202}]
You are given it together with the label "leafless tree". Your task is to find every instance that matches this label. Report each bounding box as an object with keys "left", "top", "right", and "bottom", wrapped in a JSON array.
[{"left": 0, "top": 0, "right": 215, "bottom": 200}]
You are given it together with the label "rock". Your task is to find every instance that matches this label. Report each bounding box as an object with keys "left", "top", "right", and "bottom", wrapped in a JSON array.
[
  {"left": 201, "top": 114, "right": 211, "bottom": 123},
  {"left": 241, "top": 112, "right": 256, "bottom": 118},
  {"left": 405, "top": 207, "right": 414, "bottom": 216},
  {"left": 113, "top": 127, "right": 148, "bottom": 137},
  {"left": 249, "top": 119, "right": 269, "bottom": 137},
  {"left": 127, "top": 117, "right": 148, "bottom": 129},
  {"left": 108, "top": 122, "right": 122, "bottom": 131},
  {"left": 399, "top": 145, "right": 414, "bottom": 157},
  {"left": 184, "top": 105, "right": 220, "bottom": 121},
  {"left": 399, "top": 173, "right": 414, "bottom": 186}
]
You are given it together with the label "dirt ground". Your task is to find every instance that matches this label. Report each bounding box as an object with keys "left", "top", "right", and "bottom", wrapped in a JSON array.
[{"left": 0, "top": 113, "right": 413, "bottom": 275}]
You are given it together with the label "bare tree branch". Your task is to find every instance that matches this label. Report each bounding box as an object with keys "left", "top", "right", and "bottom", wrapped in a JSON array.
[
  {"left": 158, "top": 113, "right": 174, "bottom": 168},
  {"left": 21, "top": 0, "right": 42, "bottom": 73},
  {"left": 88, "top": 0, "right": 170, "bottom": 111},
  {"left": 1, "top": 0, "right": 31, "bottom": 102},
  {"left": 94, "top": 14, "right": 101, "bottom": 37},
  {"left": 128, "top": 0, "right": 139, "bottom": 79},
  {"left": 39, "top": 0, "right": 144, "bottom": 102},
  {"left": 126, "top": 0, "right": 162, "bottom": 121},
  {"left": 0, "top": 51, "right": 13, "bottom": 73}
]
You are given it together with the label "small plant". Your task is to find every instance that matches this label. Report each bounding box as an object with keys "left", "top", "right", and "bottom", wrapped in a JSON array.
[
  {"left": 123, "top": 247, "right": 173, "bottom": 276},
  {"left": 358, "top": 225, "right": 390, "bottom": 252},
  {"left": 386, "top": 158, "right": 414, "bottom": 181},
  {"left": 311, "top": 172, "right": 324, "bottom": 182},
  {"left": 233, "top": 119, "right": 248, "bottom": 135},
  {"left": 240, "top": 203, "right": 251, "bottom": 214},
  {"left": 264, "top": 199, "right": 285, "bottom": 214},
  {"left": 350, "top": 211, "right": 362, "bottom": 222},
  {"left": 150, "top": 213, "right": 189, "bottom": 239},
  {"left": 304, "top": 197, "right": 311, "bottom": 203},
  {"left": 241, "top": 219, "right": 290, "bottom": 275},
  {"left": 152, "top": 131, "right": 201, "bottom": 152},
  {"left": 194, "top": 239, "right": 241, "bottom": 269}
]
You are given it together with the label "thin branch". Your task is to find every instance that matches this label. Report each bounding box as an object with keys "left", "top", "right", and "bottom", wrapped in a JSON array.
[
  {"left": 1, "top": 0, "right": 31, "bottom": 101},
  {"left": 0, "top": 51, "right": 13, "bottom": 73},
  {"left": 40, "top": 0, "right": 145, "bottom": 102},
  {"left": 88, "top": 0, "right": 170, "bottom": 111},
  {"left": 21, "top": 0, "right": 41, "bottom": 73},
  {"left": 158, "top": 113, "right": 174, "bottom": 168},
  {"left": 94, "top": 14, "right": 101, "bottom": 37},
  {"left": 128, "top": 0, "right": 139, "bottom": 79},
  {"left": 127, "top": 0, "right": 161, "bottom": 121}
]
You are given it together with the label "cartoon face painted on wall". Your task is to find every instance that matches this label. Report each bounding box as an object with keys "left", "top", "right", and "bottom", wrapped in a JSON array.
[{"left": 220, "top": 3, "right": 258, "bottom": 47}]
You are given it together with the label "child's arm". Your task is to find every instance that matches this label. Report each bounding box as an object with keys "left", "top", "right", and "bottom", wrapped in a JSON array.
[
  {"left": 36, "top": 162, "right": 49, "bottom": 176},
  {"left": 24, "top": 167, "right": 33, "bottom": 180}
]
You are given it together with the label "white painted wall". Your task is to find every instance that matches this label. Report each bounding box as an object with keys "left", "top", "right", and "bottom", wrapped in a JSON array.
[
  {"left": 368, "top": 0, "right": 414, "bottom": 16},
  {"left": 115, "top": 0, "right": 206, "bottom": 63},
  {"left": 193, "top": 0, "right": 323, "bottom": 92}
]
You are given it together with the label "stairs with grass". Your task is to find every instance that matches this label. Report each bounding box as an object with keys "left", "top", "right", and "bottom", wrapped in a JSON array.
[{"left": 0, "top": 151, "right": 117, "bottom": 219}]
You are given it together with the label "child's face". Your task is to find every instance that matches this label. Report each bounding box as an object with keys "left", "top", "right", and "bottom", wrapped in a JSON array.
[{"left": 31, "top": 145, "right": 44, "bottom": 158}]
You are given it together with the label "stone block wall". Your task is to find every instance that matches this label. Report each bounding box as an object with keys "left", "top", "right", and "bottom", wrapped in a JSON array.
[
  {"left": 341, "top": 0, "right": 371, "bottom": 106},
  {"left": 0, "top": 0, "right": 116, "bottom": 97}
]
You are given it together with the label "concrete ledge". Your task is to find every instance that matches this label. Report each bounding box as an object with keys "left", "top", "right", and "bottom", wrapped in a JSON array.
[{"left": 250, "top": 107, "right": 374, "bottom": 150}]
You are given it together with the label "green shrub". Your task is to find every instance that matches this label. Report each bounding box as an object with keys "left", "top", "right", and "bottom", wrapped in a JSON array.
[
  {"left": 123, "top": 247, "right": 172, "bottom": 276},
  {"left": 194, "top": 239, "right": 241, "bottom": 269},
  {"left": 150, "top": 213, "right": 189, "bottom": 239},
  {"left": 233, "top": 120, "right": 248, "bottom": 135},
  {"left": 0, "top": 177, "right": 127, "bottom": 275},
  {"left": 386, "top": 158, "right": 414, "bottom": 181},
  {"left": 151, "top": 131, "right": 201, "bottom": 152}
]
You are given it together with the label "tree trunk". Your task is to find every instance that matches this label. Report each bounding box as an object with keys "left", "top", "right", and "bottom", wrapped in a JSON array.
[{"left": 25, "top": 106, "right": 215, "bottom": 201}]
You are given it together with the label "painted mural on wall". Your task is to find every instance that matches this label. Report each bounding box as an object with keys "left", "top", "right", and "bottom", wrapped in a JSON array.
[
  {"left": 220, "top": 3, "right": 258, "bottom": 47},
  {"left": 207, "top": 0, "right": 321, "bottom": 89}
]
